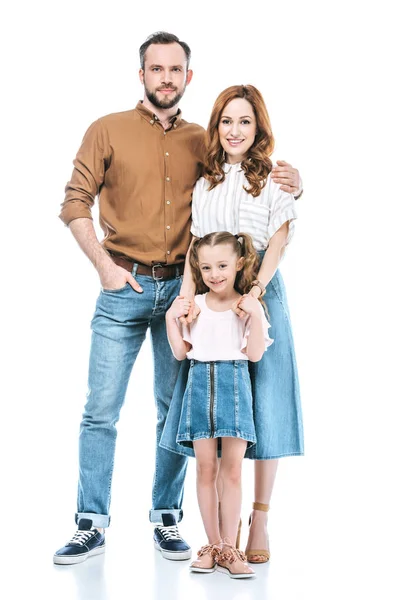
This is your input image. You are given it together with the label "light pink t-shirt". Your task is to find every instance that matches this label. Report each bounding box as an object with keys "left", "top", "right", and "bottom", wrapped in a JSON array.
[{"left": 180, "top": 293, "right": 273, "bottom": 362}]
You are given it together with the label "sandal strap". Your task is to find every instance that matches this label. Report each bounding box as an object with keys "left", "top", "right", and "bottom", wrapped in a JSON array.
[
  {"left": 247, "top": 549, "right": 270, "bottom": 557},
  {"left": 253, "top": 502, "right": 269, "bottom": 512},
  {"left": 247, "top": 549, "right": 270, "bottom": 563}
]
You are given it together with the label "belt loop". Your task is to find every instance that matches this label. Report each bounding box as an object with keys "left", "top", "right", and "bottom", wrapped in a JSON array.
[
  {"left": 132, "top": 263, "right": 138, "bottom": 277},
  {"left": 175, "top": 265, "right": 181, "bottom": 278}
]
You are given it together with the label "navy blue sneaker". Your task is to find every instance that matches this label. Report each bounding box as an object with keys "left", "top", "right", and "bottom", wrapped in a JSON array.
[
  {"left": 53, "top": 518, "right": 105, "bottom": 565},
  {"left": 154, "top": 514, "right": 192, "bottom": 560}
]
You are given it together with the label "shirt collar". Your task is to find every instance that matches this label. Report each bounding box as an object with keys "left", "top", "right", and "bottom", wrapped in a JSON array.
[
  {"left": 222, "top": 161, "right": 243, "bottom": 174},
  {"left": 135, "top": 101, "right": 183, "bottom": 129}
]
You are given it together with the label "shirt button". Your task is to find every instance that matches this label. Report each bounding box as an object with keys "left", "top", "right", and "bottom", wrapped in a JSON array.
[
  {"left": 173, "top": 124, "right": 177, "bottom": 128},
  {"left": 150, "top": 119, "right": 154, "bottom": 124},
  {"left": 165, "top": 152, "right": 169, "bottom": 156},
  {"left": 166, "top": 225, "right": 171, "bottom": 230},
  {"left": 164, "top": 131, "right": 167, "bottom": 136},
  {"left": 166, "top": 177, "right": 170, "bottom": 182},
  {"left": 166, "top": 200, "right": 171, "bottom": 205},
  {"left": 167, "top": 250, "right": 171, "bottom": 255}
]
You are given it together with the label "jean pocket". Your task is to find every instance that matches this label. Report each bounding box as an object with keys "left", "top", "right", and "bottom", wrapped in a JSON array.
[{"left": 101, "top": 282, "right": 130, "bottom": 294}]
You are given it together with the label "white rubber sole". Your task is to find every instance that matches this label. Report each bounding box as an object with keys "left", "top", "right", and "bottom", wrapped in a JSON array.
[
  {"left": 53, "top": 545, "right": 105, "bottom": 565},
  {"left": 217, "top": 565, "right": 256, "bottom": 579},
  {"left": 154, "top": 541, "right": 192, "bottom": 561},
  {"left": 190, "top": 565, "right": 216, "bottom": 573}
]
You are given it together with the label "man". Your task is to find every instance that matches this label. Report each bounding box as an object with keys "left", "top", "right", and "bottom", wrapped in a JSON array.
[{"left": 54, "top": 31, "right": 302, "bottom": 565}]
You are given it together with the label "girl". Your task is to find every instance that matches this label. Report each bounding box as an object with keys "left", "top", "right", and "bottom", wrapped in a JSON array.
[
  {"left": 165, "top": 231, "right": 272, "bottom": 578},
  {"left": 162, "top": 84, "right": 304, "bottom": 564}
]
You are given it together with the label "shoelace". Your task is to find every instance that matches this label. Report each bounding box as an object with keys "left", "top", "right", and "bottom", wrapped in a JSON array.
[
  {"left": 68, "top": 529, "right": 96, "bottom": 546},
  {"left": 158, "top": 525, "right": 182, "bottom": 541}
]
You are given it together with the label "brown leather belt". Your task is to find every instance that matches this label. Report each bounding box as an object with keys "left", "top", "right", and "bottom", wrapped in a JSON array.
[{"left": 110, "top": 254, "right": 184, "bottom": 280}]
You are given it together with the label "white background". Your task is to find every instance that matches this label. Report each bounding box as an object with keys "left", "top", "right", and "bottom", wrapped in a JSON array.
[{"left": 1, "top": 1, "right": 399, "bottom": 599}]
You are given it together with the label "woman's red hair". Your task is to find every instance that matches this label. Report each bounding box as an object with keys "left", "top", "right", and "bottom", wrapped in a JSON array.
[{"left": 204, "top": 85, "right": 275, "bottom": 197}]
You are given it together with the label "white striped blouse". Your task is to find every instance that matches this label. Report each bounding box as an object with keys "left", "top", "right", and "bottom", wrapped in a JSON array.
[{"left": 191, "top": 162, "right": 297, "bottom": 251}]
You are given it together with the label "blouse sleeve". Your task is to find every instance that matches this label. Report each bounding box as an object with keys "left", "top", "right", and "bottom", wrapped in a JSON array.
[
  {"left": 267, "top": 177, "right": 298, "bottom": 245},
  {"left": 241, "top": 302, "right": 274, "bottom": 353}
]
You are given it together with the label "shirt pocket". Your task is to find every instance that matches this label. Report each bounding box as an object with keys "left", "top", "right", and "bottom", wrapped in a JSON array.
[{"left": 239, "top": 196, "right": 271, "bottom": 237}]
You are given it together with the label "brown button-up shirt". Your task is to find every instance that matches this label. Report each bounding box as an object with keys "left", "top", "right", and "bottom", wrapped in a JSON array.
[{"left": 60, "top": 101, "right": 206, "bottom": 266}]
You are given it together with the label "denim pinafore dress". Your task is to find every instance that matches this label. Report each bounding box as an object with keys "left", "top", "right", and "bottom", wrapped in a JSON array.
[
  {"left": 176, "top": 358, "right": 256, "bottom": 450},
  {"left": 161, "top": 292, "right": 273, "bottom": 453}
]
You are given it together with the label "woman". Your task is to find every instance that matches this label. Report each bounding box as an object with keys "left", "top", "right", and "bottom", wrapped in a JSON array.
[{"left": 161, "top": 85, "right": 304, "bottom": 563}]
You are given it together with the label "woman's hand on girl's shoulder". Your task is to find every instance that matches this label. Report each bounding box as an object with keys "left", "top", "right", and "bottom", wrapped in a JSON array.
[
  {"left": 179, "top": 300, "right": 201, "bottom": 325},
  {"left": 231, "top": 296, "right": 247, "bottom": 319},
  {"left": 237, "top": 294, "right": 261, "bottom": 317},
  {"left": 167, "top": 295, "right": 192, "bottom": 321}
]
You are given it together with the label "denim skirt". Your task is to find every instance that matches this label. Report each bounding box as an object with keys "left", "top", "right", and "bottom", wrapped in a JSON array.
[
  {"left": 172, "top": 359, "right": 256, "bottom": 450},
  {"left": 160, "top": 261, "right": 304, "bottom": 460},
  {"left": 245, "top": 265, "right": 304, "bottom": 459}
]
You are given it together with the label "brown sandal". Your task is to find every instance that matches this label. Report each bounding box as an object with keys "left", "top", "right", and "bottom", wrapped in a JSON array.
[
  {"left": 236, "top": 518, "right": 242, "bottom": 549},
  {"left": 246, "top": 502, "right": 270, "bottom": 564}
]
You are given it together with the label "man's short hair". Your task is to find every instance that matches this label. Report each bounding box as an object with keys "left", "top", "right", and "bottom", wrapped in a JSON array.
[{"left": 139, "top": 31, "right": 191, "bottom": 69}]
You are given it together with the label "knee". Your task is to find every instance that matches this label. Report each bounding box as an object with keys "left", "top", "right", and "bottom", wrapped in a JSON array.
[
  {"left": 196, "top": 461, "right": 218, "bottom": 485},
  {"left": 82, "top": 402, "right": 118, "bottom": 429},
  {"left": 220, "top": 464, "right": 242, "bottom": 486},
  {"left": 82, "top": 387, "right": 122, "bottom": 426}
]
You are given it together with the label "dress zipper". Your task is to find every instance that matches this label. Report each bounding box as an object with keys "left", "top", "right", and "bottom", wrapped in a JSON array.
[{"left": 210, "top": 362, "right": 215, "bottom": 437}]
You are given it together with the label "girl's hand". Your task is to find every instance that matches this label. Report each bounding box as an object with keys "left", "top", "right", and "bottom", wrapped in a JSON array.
[
  {"left": 167, "top": 296, "right": 192, "bottom": 320},
  {"left": 179, "top": 301, "right": 201, "bottom": 325},
  {"left": 237, "top": 294, "right": 260, "bottom": 316}
]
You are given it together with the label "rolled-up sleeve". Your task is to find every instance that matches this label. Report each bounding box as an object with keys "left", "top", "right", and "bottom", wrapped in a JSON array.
[
  {"left": 59, "top": 119, "right": 109, "bottom": 226},
  {"left": 267, "top": 180, "right": 298, "bottom": 246}
]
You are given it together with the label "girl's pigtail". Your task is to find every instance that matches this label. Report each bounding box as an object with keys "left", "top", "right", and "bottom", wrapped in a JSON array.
[
  {"left": 235, "top": 232, "right": 260, "bottom": 298},
  {"left": 189, "top": 238, "right": 208, "bottom": 294}
]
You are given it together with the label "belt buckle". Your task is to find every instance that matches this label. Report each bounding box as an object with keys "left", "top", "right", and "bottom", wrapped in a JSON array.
[{"left": 151, "top": 263, "right": 165, "bottom": 280}]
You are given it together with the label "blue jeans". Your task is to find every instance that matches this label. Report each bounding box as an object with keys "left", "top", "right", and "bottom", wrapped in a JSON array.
[{"left": 75, "top": 268, "right": 188, "bottom": 528}]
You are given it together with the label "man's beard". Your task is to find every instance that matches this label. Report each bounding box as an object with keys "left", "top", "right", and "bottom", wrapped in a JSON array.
[{"left": 144, "top": 85, "right": 185, "bottom": 110}]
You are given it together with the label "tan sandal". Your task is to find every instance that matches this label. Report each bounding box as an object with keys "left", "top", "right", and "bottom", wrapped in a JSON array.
[
  {"left": 190, "top": 543, "right": 221, "bottom": 573},
  {"left": 246, "top": 502, "right": 270, "bottom": 564},
  {"left": 236, "top": 518, "right": 242, "bottom": 549}
]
